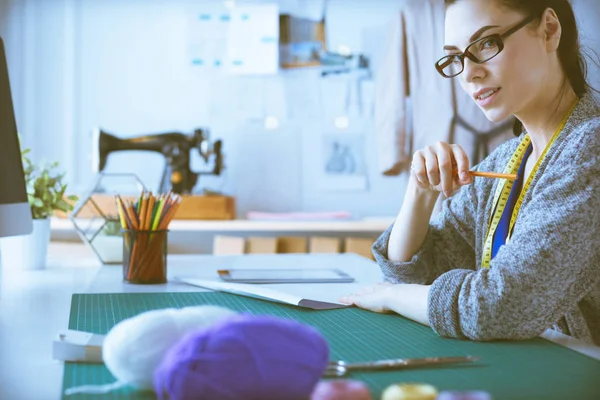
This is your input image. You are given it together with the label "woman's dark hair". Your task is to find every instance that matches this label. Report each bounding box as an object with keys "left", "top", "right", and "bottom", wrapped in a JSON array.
[{"left": 445, "top": 0, "right": 594, "bottom": 135}]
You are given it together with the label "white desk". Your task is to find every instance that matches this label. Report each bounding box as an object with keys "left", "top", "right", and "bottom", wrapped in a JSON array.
[
  {"left": 51, "top": 217, "right": 395, "bottom": 234},
  {"left": 0, "top": 243, "right": 100, "bottom": 400},
  {"left": 87, "top": 252, "right": 383, "bottom": 304},
  {"left": 0, "top": 242, "right": 381, "bottom": 400},
  {"left": 1, "top": 242, "right": 599, "bottom": 400}
]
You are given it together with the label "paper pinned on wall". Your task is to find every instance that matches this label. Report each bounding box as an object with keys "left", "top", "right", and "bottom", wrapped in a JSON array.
[
  {"left": 317, "top": 130, "right": 368, "bottom": 192},
  {"left": 187, "top": 9, "right": 230, "bottom": 68},
  {"left": 227, "top": 4, "right": 279, "bottom": 75}
]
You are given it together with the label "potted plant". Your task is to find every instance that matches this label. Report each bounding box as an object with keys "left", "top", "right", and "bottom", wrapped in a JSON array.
[{"left": 0, "top": 148, "right": 77, "bottom": 270}]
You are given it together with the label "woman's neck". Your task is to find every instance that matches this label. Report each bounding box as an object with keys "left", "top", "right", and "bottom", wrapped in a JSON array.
[{"left": 516, "top": 84, "right": 579, "bottom": 160}]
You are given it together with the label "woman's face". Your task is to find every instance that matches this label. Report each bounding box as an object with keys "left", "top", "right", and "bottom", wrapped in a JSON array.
[{"left": 444, "top": 0, "right": 549, "bottom": 122}]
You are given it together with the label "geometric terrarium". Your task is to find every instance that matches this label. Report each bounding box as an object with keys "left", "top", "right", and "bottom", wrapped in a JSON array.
[{"left": 69, "top": 172, "right": 146, "bottom": 264}]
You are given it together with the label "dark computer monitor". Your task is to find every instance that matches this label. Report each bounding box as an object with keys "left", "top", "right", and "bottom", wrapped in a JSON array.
[{"left": 0, "top": 37, "right": 33, "bottom": 237}]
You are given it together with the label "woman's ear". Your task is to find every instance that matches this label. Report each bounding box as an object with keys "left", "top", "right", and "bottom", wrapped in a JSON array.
[{"left": 542, "top": 8, "right": 562, "bottom": 53}]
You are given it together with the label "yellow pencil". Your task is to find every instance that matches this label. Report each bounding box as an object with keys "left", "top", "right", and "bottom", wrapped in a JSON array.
[
  {"left": 151, "top": 198, "right": 166, "bottom": 231},
  {"left": 114, "top": 197, "right": 128, "bottom": 229}
]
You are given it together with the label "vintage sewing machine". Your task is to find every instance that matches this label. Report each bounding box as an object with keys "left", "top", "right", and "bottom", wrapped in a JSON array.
[{"left": 92, "top": 127, "right": 224, "bottom": 194}]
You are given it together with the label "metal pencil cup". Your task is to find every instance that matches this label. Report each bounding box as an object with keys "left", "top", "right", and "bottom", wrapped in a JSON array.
[{"left": 122, "top": 229, "right": 168, "bottom": 284}]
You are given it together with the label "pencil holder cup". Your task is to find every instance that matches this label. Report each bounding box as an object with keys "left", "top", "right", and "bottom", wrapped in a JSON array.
[{"left": 122, "top": 229, "right": 168, "bottom": 284}]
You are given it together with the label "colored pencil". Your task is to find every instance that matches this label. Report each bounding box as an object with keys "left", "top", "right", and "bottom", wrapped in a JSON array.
[{"left": 114, "top": 192, "right": 182, "bottom": 283}]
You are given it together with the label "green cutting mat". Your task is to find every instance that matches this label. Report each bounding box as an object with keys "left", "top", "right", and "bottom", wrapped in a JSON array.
[{"left": 62, "top": 292, "right": 600, "bottom": 400}]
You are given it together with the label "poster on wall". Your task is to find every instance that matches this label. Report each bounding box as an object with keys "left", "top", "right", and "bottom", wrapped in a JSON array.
[
  {"left": 187, "top": 2, "right": 230, "bottom": 68},
  {"left": 318, "top": 131, "right": 368, "bottom": 191},
  {"left": 227, "top": 4, "right": 279, "bottom": 75},
  {"left": 187, "top": 3, "right": 279, "bottom": 75}
]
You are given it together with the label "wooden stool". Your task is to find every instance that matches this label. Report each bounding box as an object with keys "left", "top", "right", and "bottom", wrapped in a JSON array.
[
  {"left": 212, "top": 235, "right": 245, "bottom": 255},
  {"left": 246, "top": 237, "right": 278, "bottom": 254},
  {"left": 309, "top": 236, "right": 341, "bottom": 253},
  {"left": 277, "top": 236, "right": 308, "bottom": 253},
  {"left": 344, "top": 237, "right": 375, "bottom": 260}
]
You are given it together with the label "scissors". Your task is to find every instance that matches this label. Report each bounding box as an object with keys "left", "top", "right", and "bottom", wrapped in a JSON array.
[{"left": 324, "top": 355, "right": 480, "bottom": 377}]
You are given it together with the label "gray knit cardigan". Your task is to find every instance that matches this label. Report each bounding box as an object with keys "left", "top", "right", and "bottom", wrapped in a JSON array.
[{"left": 373, "top": 93, "right": 600, "bottom": 345}]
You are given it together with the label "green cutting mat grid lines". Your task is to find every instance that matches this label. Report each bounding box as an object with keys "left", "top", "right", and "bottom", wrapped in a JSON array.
[{"left": 63, "top": 292, "right": 600, "bottom": 400}]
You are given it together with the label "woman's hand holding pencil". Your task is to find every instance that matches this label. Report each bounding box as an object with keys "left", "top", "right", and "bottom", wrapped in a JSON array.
[{"left": 410, "top": 142, "right": 515, "bottom": 197}]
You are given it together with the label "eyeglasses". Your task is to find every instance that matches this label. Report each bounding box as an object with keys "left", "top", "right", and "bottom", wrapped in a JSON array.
[{"left": 435, "top": 14, "right": 538, "bottom": 78}]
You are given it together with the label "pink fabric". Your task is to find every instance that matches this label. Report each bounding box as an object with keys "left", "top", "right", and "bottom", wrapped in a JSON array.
[{"left": 246, "top": 211, "right": 352, "bottom": 220}]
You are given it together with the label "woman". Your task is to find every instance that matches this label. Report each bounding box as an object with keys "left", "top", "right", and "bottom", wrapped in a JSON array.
[{"left": 340, "top": 0, "right": 600, "bottom": 346}]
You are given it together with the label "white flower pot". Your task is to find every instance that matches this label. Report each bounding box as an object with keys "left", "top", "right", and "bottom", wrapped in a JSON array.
[{"left": 0, "top": 218, "right": 51, "bottom": 270}]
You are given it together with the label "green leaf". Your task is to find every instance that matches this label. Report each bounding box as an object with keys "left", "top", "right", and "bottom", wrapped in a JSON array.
[
  {"left": 31, "top": 198, "right": 44, "bottom": 208},
  {"left": 20, "top": 152, "right": 75, "bottom": 216}
]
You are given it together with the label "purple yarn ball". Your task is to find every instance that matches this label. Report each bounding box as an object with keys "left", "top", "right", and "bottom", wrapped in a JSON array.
[{"left": 154, "top": 314, "right": 330, "bottom": 400}]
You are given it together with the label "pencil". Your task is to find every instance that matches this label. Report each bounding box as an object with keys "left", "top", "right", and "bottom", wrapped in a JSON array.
[
  {"left": 144, "top": 193, "right": 156, "bottom": 231},
  {"left": 469, "top": 171, "right": 518, "bottom": 180},
  {"left": 158, "top": 197, "right": 181, "bottom": 230},
  {"left": 114, "top": 197, "right": 128, "bottom": 229},
  {"left": 151, "top": 197, "right": 165, "bottom": 231},
  {"left": 138, "top": 193, "right": 149, "bottom": 231},
  {"left": 125, "top": 200, "right": 140, "bottom": 230}
]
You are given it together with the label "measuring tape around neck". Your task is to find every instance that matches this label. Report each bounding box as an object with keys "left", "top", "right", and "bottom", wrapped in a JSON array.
[{"left": 481, "top": 100, "right": 578, "bottom": 269}]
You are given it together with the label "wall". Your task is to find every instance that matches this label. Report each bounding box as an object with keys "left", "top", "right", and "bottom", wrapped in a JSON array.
[
  {"left": 572, "top": 0, "right": 600, "bottom": 93},
  {"left": 2, "top": 0, "right": 408, "bottom": 220},
  {"left": 1, "top": 0, "right": 599, "bottom": 222}
]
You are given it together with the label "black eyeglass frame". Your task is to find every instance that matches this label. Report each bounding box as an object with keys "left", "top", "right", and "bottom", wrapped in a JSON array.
[{"left": 435, "top": 14, "right": 538, "bottom": 78}]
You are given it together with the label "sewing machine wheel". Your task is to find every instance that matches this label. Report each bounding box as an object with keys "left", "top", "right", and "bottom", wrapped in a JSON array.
[{"left": 171, "top": 171, "right": 183, "bottom": 184}]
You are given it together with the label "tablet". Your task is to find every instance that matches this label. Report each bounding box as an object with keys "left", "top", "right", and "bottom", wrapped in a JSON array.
[{"left": 217, "top": 268, "right": 354, "bottom": 284}]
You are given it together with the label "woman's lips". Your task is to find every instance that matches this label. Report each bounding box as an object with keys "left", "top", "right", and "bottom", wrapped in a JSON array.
[{"left": 474, "top": 88, "right": 501, "bottom": 107}]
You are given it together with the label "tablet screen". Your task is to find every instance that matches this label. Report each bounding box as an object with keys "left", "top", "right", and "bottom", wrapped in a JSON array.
[{"left": 218, "top": 268, "right": 354, "bottom": 283}]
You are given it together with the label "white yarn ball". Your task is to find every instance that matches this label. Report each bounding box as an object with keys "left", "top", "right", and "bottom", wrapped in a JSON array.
[{"left": 102, "top": 305, "right": 237, "bottom": 389}]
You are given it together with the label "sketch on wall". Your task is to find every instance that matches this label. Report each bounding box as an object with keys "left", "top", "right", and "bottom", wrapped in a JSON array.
[{"left": 317, "top": 131, "right": 368, "bottom": 191}]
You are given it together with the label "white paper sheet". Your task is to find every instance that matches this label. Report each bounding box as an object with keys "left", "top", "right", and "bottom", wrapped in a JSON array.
[
  {"left": 174, "top": 277, "right": 349, "bottom": 310},
  {"left": 227, "top": 4, "right": 279, "bottom": 75}
]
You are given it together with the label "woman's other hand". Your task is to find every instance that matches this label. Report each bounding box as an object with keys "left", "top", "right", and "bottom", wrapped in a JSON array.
[
  {"left": 339, "top": 282, "right": 395, "bottom": 313},
  {"left": 411, "top": 141, "right": 472, "bottom": 197},
  {"left": 340, "top": 283, "right": 432, "bottom": 326}
]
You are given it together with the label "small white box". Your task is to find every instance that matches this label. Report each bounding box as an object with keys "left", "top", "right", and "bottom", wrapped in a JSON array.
[{"left": 52, "top": 330, "right": 105, "bottom": 363}]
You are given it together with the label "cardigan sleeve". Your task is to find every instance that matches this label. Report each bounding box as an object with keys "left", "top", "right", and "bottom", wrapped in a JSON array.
[
  {"left": 428, "top": 119, "right": 600, "bottom": 341},
  {"left": 372, "top": 176, "right": 480, "bottom": 285}
]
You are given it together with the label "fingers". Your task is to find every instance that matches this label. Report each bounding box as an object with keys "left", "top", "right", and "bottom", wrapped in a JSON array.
[
  {"left": 338, "top": 283, "right": 392, "bottom": 305},
  {"left": 423, "top": 146, "right": 440, "bottom": 186},
  {"left": 435, "top": 142, "right": 454, "bottom": 197},
  {"left": 338, "top": 294, "right": 388, "bottom": 313},
  {"left": 451, "top": 144, "right": 472, "bottom": 184},
  {"left": 411, "top": 142, "right": 472, "bottom": 194},
  {"left": 411, "top": 150, "right": 428, "bottom": 186}
]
